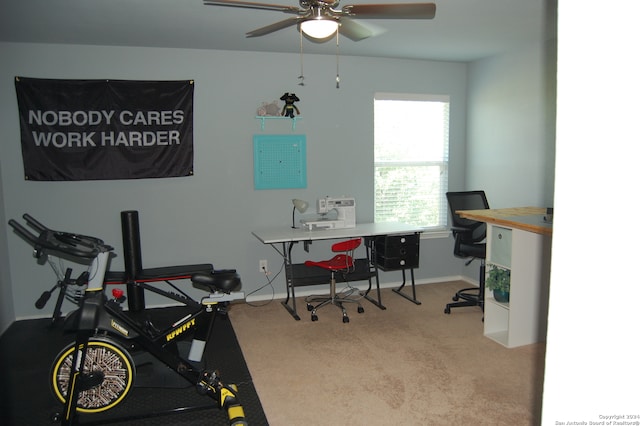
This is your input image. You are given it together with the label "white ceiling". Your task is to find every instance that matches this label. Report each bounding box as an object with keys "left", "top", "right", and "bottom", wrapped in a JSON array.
[{"left": 0, "top": 0, "right": 556, "bottom": 62}]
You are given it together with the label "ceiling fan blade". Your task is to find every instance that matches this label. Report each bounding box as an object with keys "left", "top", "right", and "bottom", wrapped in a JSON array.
[
  {"left": 246, "top": 16, "right": 303, "bottom": 37},
  {"left": 342, "top": 3, "right": 436, "bottom": 19},
  {"left": 203, "top": 0, "right": 301, "bottom": 14},
  {"left": 338, "top": 18, "right": 374, "bottom": 41}
]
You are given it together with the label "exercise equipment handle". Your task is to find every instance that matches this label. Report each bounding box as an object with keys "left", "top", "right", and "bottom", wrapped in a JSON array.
[
  {"left": 8, "top": 214, "right": 112, "bottom": 259},
  {"left": 35, "top": 289, "right": 52, "bottom": 309},
  {"left": 23, "top": 213, "right": 47, "bottom": 233},
  {"left": 8, "top": 218, "right": 39, "bottom": 246}
]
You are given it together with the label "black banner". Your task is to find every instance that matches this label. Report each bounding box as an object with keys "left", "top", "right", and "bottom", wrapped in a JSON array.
[{"left": 15, "top": 77, "right": 194, "bottom": 181}]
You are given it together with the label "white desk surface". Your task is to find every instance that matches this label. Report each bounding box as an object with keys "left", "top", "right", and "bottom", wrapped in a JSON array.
[{"left": 252, "top": 222, "right": 425, "bottom": 244}]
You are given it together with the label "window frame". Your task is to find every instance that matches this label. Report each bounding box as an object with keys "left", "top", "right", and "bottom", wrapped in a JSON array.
[{"left": 373, "top": 92, "right": 450, "bottom": 235}]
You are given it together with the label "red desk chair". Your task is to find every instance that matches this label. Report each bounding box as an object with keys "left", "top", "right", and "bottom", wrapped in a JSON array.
[{"left": 304, "top": 238, "right": 364, "bottom": 323}]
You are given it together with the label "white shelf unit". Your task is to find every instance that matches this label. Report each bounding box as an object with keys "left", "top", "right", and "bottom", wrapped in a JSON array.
[{"left": 484, "top": 224, "right": 552, "bottom": 348}]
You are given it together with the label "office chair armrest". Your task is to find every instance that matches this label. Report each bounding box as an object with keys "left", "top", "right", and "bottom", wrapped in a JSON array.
[
  {"left": 450, "top": 227, "right": 466, "bottom": 252},
  {"left": 450, "top": 226, "right": 472, "bottom": 236}
]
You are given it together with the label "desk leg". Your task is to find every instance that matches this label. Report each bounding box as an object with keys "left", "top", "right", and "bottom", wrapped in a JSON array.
[
  {"left": 280, "top": 302, "right": 301, "bottom": 320},
  {"left": 280, "top": 242, "right": 301, "bottom": 320},
  {"left": 361, "top": 279, "right": 386, "bottom": 310},
  {"left": 361, "top": 238, "right": 386, "bottom": 310},
  {"left": 392, "top": 269, "right": 421, "bottom": 305}
]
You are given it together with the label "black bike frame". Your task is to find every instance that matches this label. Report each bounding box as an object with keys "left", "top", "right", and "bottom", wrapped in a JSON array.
[
  {"left": 61, "top": 276, "right": 234, "bottom": 424},
  {"left": 8, "top": 214, "right": 246, "bottom": 426}
]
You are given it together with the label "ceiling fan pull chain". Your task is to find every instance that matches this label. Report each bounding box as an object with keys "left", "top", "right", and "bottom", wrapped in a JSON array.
[
  {"left": 335, "top": 28, "right": 340, "bottom": 89},
  {"left": 298, "top": 28, "right": 305, "bottom": 86}
]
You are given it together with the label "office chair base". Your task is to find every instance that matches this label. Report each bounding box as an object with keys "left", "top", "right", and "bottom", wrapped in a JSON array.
[
  {"left": 304, "top": 266, "right": 364, "bottom": 322},
  {"left": 306, "top": 296, "right": 364, "bottom": 323},
  {"left": 444, "top": 287, "right": 484, "bottom": 314}
]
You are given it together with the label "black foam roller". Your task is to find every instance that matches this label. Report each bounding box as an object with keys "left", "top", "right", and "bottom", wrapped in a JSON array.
[{"left": 121, "top": 210, "right": 145, "bottom": 311}]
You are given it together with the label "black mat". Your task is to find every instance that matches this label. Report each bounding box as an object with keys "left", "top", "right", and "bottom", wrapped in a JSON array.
[{"left": 0, "top": 306, "right": 268, "bottom": 425}]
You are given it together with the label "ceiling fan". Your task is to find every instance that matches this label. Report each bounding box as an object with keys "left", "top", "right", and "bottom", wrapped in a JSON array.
[{"left": 203, "top": 0, "right": 436, "bottom": 41}]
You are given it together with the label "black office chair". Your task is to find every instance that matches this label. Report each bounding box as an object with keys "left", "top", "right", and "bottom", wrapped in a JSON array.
[{"left": 444, "top": 190, "right": 489, "bottom": 315}]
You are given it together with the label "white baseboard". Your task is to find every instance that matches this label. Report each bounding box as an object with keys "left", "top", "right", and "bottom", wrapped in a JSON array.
[
  {"left": 245, "top": 275, "right": 477, "bottom": 303},
  {"left": 13, "top": 276, "right": 478, "bottom": 320}
]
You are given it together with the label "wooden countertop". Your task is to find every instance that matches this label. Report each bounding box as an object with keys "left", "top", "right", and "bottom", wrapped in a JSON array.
[{"left": 457, "top": 207, "right": 552, "bottom": 236}]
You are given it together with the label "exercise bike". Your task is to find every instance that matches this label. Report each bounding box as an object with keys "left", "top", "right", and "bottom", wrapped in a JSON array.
[{"left": 9, "top": 214, "right": 248, "bottom": 425}]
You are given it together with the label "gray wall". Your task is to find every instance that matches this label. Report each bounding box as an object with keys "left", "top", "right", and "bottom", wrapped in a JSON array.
[
  {"left": 1, "top": 39, "right": 554, "bottom": 330},
  {"left": 1, "top": 42, "right": 479, "bottom": 325},
  {"left": 467, "top": 40, "right": 557, "bottom": 208},
  {"left": 0, "top": 160, "right": 14, "bottom": 328}
]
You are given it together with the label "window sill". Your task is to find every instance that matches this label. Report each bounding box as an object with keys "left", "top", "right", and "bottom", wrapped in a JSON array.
[{"left": 419, "top": 229, "right": 450, "bottom": 239}]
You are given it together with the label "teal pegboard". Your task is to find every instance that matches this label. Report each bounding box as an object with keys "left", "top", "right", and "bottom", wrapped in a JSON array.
[{"left": 253, "top": 134, "right": 307, "bottom": 190}]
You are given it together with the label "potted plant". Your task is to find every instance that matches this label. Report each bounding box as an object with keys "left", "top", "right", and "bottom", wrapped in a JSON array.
[{"left": 486, "top": 265, "right": 510, "bottom": 303}]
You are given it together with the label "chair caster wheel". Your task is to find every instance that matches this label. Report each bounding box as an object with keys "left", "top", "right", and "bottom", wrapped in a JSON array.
[
  {"left": 311, "top": 314, "right": 318, "bottom": 321},
  {"left": 306, "top": 304, "right": 313, "bottom": 311},
  {"left": 357, "top": 306, "right": 364, "bottom": 314},
  {"left": 343, "top": 316, "right": 350, "bottom": 323},
  {"left": 452, "top": 295, "right": 459, "bottom": 301},
  {"left": 444, "top": 306, "right": 451, "bottom": 314}
]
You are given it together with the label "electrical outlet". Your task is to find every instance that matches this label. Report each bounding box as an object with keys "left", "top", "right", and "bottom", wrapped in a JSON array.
[{"left": 259, "top": 259, "right": 268, "bottom": 273}]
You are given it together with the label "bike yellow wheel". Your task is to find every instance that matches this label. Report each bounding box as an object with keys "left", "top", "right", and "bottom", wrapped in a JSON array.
[{"left": 51, "top": 338, "right": 135, "bottom": 413}]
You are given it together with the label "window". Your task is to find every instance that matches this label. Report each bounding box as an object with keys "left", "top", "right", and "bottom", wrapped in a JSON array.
[{"left": 374, "top": 93, "right": 450, "bottom": 230}]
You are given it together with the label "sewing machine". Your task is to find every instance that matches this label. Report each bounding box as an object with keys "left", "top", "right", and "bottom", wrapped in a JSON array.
[{"left": 301, "top": 196, "right": 356, "bottom": 230}]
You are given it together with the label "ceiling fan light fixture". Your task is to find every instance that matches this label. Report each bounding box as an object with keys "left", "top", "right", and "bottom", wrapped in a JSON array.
[{"left": 300, "top": 18, "right": 339, "bottom": 39}]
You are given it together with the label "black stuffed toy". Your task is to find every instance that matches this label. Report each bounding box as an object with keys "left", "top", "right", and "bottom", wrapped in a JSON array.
[{"left": 280, "top": 93, "right": 300, "bottom": 118}]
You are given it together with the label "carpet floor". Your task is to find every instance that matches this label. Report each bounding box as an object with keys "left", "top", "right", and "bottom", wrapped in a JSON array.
[{"left": 229, "top": 281, "right": 546, "bottom": 426}]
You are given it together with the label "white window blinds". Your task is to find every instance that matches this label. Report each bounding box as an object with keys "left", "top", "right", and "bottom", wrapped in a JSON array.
[{"left": 374, "top": 93, "right": 450, "bottom": 229}]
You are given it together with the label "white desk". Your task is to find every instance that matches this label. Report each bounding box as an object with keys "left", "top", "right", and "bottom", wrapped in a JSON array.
[{"left": 252, "top": 222, "right": 424, "bottom": 320}]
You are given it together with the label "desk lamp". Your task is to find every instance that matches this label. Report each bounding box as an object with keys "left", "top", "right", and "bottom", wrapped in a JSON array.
[{"left": 292, "top": 199, "right": 309, "bottom": 228}]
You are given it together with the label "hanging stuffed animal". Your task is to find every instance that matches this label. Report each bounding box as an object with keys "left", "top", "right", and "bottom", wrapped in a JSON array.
[{"left": 280, "top": 93, "right": 300, "bottom": 118}]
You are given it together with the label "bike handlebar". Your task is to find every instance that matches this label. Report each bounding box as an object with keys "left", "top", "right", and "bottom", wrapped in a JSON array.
[
  {"left": 8, "top": 214, "right": 112, "bottom": 259},
  {"left": 23, "top": 213, "right": 47, "bottom": 233}
]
